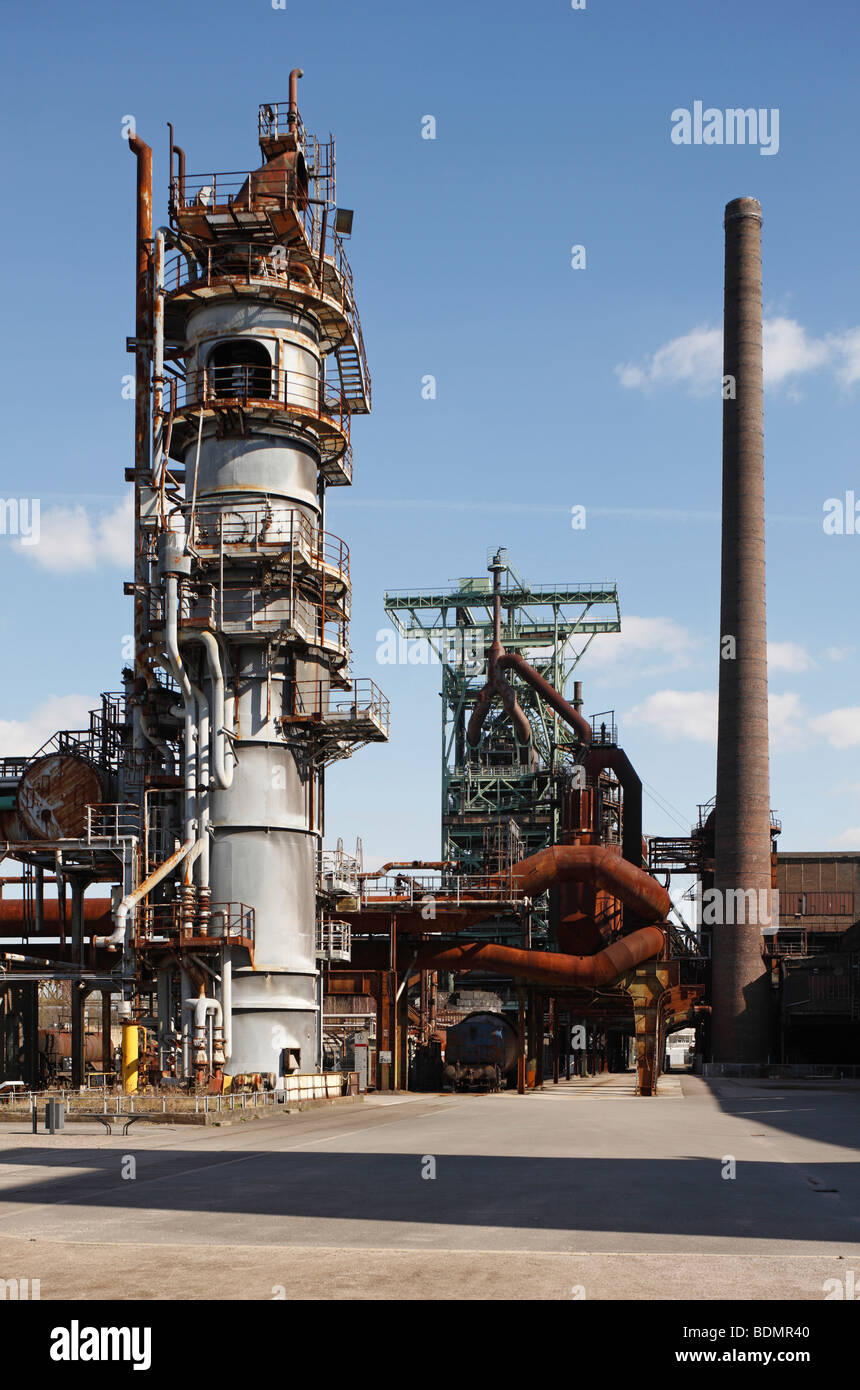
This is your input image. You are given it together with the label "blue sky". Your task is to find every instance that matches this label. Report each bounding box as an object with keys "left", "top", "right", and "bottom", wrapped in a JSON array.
[{"left": 1, "top": 0, "right": 859, "bottom": 867}]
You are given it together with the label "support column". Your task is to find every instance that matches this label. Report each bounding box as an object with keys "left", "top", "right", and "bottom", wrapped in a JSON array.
[
  {"left": 526, "top": 986, "right": 537, "bottom": 1088},
  {"left": 516, "top": 986, "right": 526, "bottom": 1095},
  {"left": 101, "top": 991, "right": 112, "bottom": 1076},
  {"left": 625, "top": 962, "right": 672, "bottom": 1097},
  {"left": 71, "top": 983, "right": 87, "bottom": 1089}
]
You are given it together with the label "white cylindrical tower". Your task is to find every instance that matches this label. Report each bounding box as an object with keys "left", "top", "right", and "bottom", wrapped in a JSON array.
[{"left": 138, "top": 78, "right": 384, "bottom": 1082}]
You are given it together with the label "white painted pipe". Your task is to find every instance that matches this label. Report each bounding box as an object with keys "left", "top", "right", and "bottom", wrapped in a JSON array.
[
  {"left": 195, "top": 630, "right": 235, "bottom": 789},
  {"left": 192, "top": 682, "right": 210, "bottom": 886},
  {"left": 221, "top": 947, "right": 232, "bottom": 1063},
  {"left": 93, "top": 833, "right": 203, "bottom": 949},
  {"left": 164, "top": 570, "right": 198, "bottom": 841},
  {"left": 184, "top": 993, "right": 223, "bottom": 1031},
  {"left": 184, "top": 991, "right": 224, "bottom": 1071}
]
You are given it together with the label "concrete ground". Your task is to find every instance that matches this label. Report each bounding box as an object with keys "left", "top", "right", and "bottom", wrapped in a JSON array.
[{"left": 0, "top": 1072, "right": 858, "bottom": 1300}]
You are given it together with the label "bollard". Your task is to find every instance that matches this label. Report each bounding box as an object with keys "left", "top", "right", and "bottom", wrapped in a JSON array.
[{"left": 45, "top": 1100, "right": 65, "bottom": 1134}]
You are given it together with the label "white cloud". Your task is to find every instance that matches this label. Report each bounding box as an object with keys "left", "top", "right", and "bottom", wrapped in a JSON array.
[
  {"left": 583, "top": 616, "right": 699, "bottom": 678},
  {"left": 831, "top": 827, "right": 860, "bottom": 849},
  {"left": 625, "top": 689, "right": 718, "bottom": 743},
  {"left": 768, "top": 692, "right": 804, "bottom": 750},
  {"left": 832, "top": 328, "right": 860, "bottom": 388},
  {"left": 0, "top": 694, "right": 99, "bottom": 759},
  {"left": 624, "top": 688, "right": 801, "bottom": 749},
  {"left": 17, "top": 495, "right": 132, "bottom": 573},
  {"left": 616, "top": 315, "right": 860, "bottom": 397},
  {"left": 615, "top": 325, "right": 721, "bottom": 398},
  {"left": 810, "top": 705, "right": 860, "bottom": 748},
  {"left": 768, "top": 641, "right": 815, "bottom": 672},
  {"left": 823, "top": 645, "right": 853, "bottom": 663},
  {"left": 763, "top": 316, "right": 830, "bottom": 385}
]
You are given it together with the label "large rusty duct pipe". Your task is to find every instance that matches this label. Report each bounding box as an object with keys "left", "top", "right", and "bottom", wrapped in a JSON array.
[
  {"left": 408, "top": 929, "right": 665, "bottom": 990},
  {"left": 353, "top": 844, "right": 669, "bottom": 986},
  {"left": 712, "top": 197, "right": 773, "bottom": 1063},
  {"left": 583, "top": 747, "right": 643, "bottom": 870},
  {"left": 510, "top": 844, "right": 671, "bottom": 922}
]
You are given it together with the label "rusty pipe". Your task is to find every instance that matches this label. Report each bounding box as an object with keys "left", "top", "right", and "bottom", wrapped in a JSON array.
[
  {"left": 129, "top": 133, "right": 152, "bottom": 464},
  {"left": 510, "top": 844, "right": 672, "bottom": 922},
  {"left": 129, "top": 133, "right": 152, "bottom": 703},
  {"left": 410, "top": 928, "right": 665, "bottom": 990},
  {"left": 174, "top": 143, "right": 186, "bottom": 206},
  {"left": 288, "top": 68, "right": 304, "bottom": 133},
  {"left": 0, "top": 901, "right": 112, "bottom": 928},
  {"left": 358, "top": 861, "right": 455, "bottom": 881},
  {"left": 466, "top": 651, "right": 533, "bottom": 748},
  {"left": 498, "top": 652, "right": 592, "bottom": 744}
]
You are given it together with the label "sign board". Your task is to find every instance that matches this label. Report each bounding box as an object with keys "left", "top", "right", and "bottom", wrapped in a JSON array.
[{"left": 353, "top": 1031, "right": 369, "bottom": 1093}]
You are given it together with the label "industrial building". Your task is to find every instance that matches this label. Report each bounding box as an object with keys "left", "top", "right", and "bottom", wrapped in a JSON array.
[{"left": 0, "top": 76, "right": 857, "bottom": 1105}]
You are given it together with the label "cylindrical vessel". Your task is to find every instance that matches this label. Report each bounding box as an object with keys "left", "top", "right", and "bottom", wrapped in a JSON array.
[{"left": 182, "top": 297, "right": 329, "bottom": 1080}]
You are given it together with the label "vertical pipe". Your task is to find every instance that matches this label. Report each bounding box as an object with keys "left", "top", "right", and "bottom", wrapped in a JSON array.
[
  {"left": 129, "top": 136, "right": 152, "bottom": 720},
  {"left": 175, "top": 144, "right": 186, "bottom": 206},
  {"left": 71, "top": 980, "right": 85, "bottom": 1089},
  {"left": 712, "top": 197, "right": 772, "bottom": 1063},
  {"left": 122, "top": 1022, "right": 139, "bottom": 1094},
  {"left": 288, "top": 68, "right": 304, "bottom": 136}
]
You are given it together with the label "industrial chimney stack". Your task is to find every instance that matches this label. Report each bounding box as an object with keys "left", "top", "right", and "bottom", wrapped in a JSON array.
[{"left": 711, "top": 196, "right": 773, "bottom": 1063}]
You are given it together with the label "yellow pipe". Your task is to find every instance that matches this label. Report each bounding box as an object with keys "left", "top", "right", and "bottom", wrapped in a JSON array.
[{"left": 122, "top": 1023, "right": 139, "bottom": 1094}]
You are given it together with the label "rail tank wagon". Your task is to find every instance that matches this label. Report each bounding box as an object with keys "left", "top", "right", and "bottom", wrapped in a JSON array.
[{"left": 443, "top": 1011, "right": 518, "bottom": 1091}]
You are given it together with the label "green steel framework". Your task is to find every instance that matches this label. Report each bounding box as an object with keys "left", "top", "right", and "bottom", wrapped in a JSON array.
[{"left": 384, "top": 552, "right": 622, "bottom": 919}]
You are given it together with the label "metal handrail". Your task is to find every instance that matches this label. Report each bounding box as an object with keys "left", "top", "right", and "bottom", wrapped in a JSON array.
[
  {"left": 179, "top": 169, "right": 295, "bottom": 210},
  {"left": 359, "top": 872, "right": 527, "bottom": 908},
  {"left": 284, "top": 678, "right": 389, "bottom": 734},
  {"left": 86, "top": 803, "right": 141, "bottom": 843},
  {"left": 190, "top": 503, "right": 349, "bottom": 579},
  {"left": 172, "top": 365, "right": 349, "bottom": 436},
  {"left": 183, "top": 583, "right": 348, "bottom": 651},
  {"left": 140, "top": 900, "right": 255, "bottom": 943},
  {"left": 258, "top": 102, "right": 308, "bottom": 147},
  {"left": 316, "top": 920, "right": 352, "bottom": 955}
]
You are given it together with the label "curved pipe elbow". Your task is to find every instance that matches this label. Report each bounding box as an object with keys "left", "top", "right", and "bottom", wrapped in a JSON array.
[
  {"left": 466, "top": 672, "right": 532, "bottom": 750},
  {"left": 511, "top": 844, "right": 672, "bottom": 922},
  {"left": 497, "top": 652, "right": 592, "bottom": 744},
  {"left": 466, "top": 683, "right": 493, "bottom": 747},
  {"left": 184, "top": 995, "right": 223, "bottom": 1031}
]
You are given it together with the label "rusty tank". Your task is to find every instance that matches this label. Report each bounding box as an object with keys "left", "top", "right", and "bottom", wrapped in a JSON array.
[{"left": 15, "top": 755, "right": 104, "bottom": 840}]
